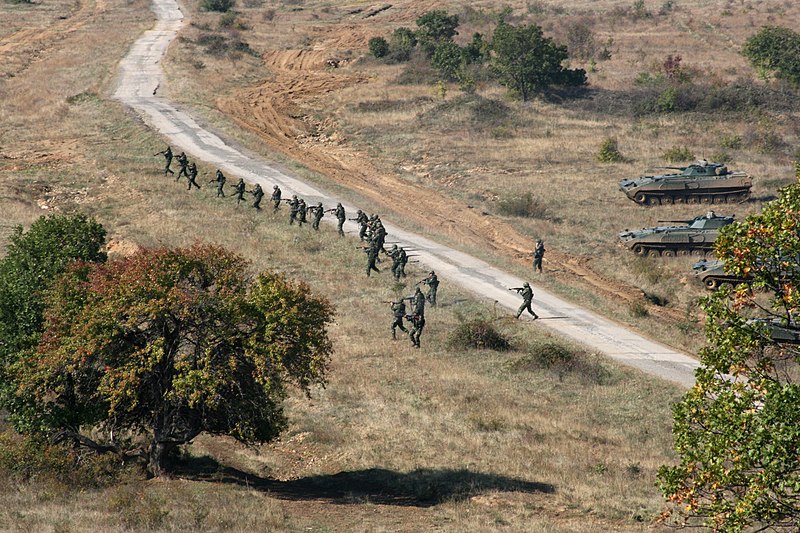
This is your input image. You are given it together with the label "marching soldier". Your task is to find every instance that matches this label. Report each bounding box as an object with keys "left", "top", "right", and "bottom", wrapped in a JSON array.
[
  {"left": 154, "top": 146, "right": 174, "bottom": 175},
  {"left": 511, "top": 282, "right": 539, "bottom": 320},
  {"left": 186, "top": 162, "right": 200, "bottom": 190},
  {"left": 251, "top": 183, "right": 264, "bottom": 210}
]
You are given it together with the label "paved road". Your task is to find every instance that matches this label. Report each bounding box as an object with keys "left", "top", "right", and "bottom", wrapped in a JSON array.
[{"left": 113, "top": 0, "right": 700, "bottom": 387}]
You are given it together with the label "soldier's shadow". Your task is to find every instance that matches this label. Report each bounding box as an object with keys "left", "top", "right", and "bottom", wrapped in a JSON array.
[{"left": 177, "top": 457, "right": 555, "bottom": 507}]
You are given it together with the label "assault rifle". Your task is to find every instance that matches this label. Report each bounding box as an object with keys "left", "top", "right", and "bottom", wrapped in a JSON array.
[{"left": 508, "top": 287, "right": 524, "bottom": 293}]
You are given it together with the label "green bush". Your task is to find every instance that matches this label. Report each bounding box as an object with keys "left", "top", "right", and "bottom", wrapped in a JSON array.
[
  {"left": 218, "top": 12, "right": 237, "bottom": 28},
  {"left": 719, "top": 134, "right": 742, "bottom": 149},
  {"left": 510, "top": 342, "right": 613, "bottom": 384},
  {"left": 742, "top": 26, "right": 800, "bottom": 86},
  {"left": 387, "top": 27, "right": 417, "bottom": 63},
  {"left": 662, "top": 145, "right": 694, "bottom": 163},
  {"left": 596, "top": 138, "right": 626, "bottom": 163},
  {"left": 495, "top": 192, "right": 550, "bottom": 219},
  {"left": 368, "top": 36, "right": 389, "bottom": 58},
  {"left": 447, "top": 319, "right": 511, "bottom": 351},
  {"left": 201, "top": 0, "right": 234, "bottom": 12}
]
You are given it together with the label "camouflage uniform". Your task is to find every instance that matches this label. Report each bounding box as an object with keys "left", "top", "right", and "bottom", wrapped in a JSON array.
[
  {"left": 211, "top": 170, "right": 226, "bottom": 198},
  {"left": 155, "top": 146, "right": 174, "bottom": 175},
  {"left": 407, "top": 287, "right": 425, "bottom": 317},
  {"left": 251, "top": 184, "right": 264, "bottom": 210},
  {"left": 232, "top": 178, "right": 246, "bottom": 205},
  {"left": 390, "top": 300, "right": 408, "bottom": 339},
  {"left": 366, "top": 243, "right": 381, "bottom": 277},
  {"left": 354, "top": 210, "right": 368, "bottom": 240},
  {"left": 514, "top": 282, "right": 538, "bottom": 320},
  {"left": 288, "top": 195, "right": 299, "bottom": 225},
  {"left": 175, "top": 152, "right": 189, "bottom": 181},
  {"left": 271, "top": 185, "right": 282, "bottom": 211},
  {"left": 533, "top": 240, "right": 545, "bottom": 273},
  {"left": 298, "top": 199, "right": 307, "bottom": 226},
  {"left": 407, "top": 313, "right": 425, "bottom": 348},
  {"left": 423, "top": 271, "right": 439, "bottom": 306},
  {"left": 398, "top": 247, "right": 408, "bottom": 278},
  {"left": 335, "top": 203, "right": 346, "bottom": 237},
  {"left": 389, "top": 245, "right": 402, "bottom": 280},
  {"left": 186, "top": 163, "right": 200, "bottom": 190},
  {"left": 310, "top": 202, "right": 324, "bottom": 230}
]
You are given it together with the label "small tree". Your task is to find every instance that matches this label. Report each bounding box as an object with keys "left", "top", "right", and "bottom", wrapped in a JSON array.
[
  {"left": 415, "top": 10, "right": 459, "bottom": 56},
  {"left": 368, "top": 36, "right": 389, "bottom": 58},
  {"left": 387, "top": 27, "right": 417, "bottom": 62},
  {"left": 201, "top": 0, "right": 234, "bottom": 12},
  {"left": 742, "top": 26, "right": 800, "bottom": 86},
  {"left": 658, "top": 181, "right": 800, "bottom": 530},
  {"left": 0, "top": 214, "right": 106, "bottom": 432},
  {"left": 431, "top": 41, "right": 465, "bottom": 81},
  {"left": 490, "top": 21, "right": 586, "bottom": 101},
  {"left": 16, "top": 245, "right": 334, "bottom": 476}
]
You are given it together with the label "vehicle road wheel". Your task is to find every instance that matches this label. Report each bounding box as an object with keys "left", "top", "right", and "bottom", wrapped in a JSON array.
[
  {"left": 634, "top": 192, "right": 647, "bottom": 204},
  {"left": 632, "top": 244, "right": 645, "bottom": 256},
  {"left": 700, "top": 195, "right": 712, "bottom": 204},
  {"left": 714, "top": 194, "right": 726, "bottom": 204},
  {"left": 662, "top": 249, "right": 676, "bottom": 258},
  {"left": 647, "top": 196, "right": 661, "bottom": 206},
  {"left": 705, "top": 278, "right": 719, "bottom": 290},
  {"left": 687, "top": 196, "right": 699, "bottom": 204},
  {"left": 677, "top": 249, "right": 691, "bottom": 257},
  {"left": 691, "top": 249, "right": 705, "bottom": 257},
  {"left": 662, "top": 196, "right": 674, "bottom": 205},
  {"left": 647, "top": 249, "right": 661, "bottom": 258}
]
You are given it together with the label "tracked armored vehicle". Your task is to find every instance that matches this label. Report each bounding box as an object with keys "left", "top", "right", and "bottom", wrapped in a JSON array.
[
  {"left": 692, "top": 259, "right": 747, "bottom": 289},
  {"left": 747, "top": 318, "right": 800, "bottom": 344},
  {"left": 619, "top": 162, "right": 751, "bottom": 206},
  {"left": 618, "top": 212, "right": 734, "bottom": 258}
]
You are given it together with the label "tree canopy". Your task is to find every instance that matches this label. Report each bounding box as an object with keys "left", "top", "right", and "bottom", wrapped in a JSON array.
[
  {"left": 490, "top": 21, "right": 586, "bottom": 101},
  {"left": 14, "top": 245, "right": 334, "bottom": 476},
  {"left": 415, "top": 10, "right": 459, "bottom": 56},
  {"left": 742, "top": 26, "right": 800, "bottom": 86},
  {"left": 658, "top": 180, "right": 800, "bottom": 531},
  {"left": 0, "top": 213, "right": 107, "bottom": 432}
]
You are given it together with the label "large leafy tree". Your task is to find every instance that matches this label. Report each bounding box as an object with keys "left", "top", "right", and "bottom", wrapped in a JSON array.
[
  {"left": 415, "top": 10, "right": 459, "bottom": 56},
  {"left": 742, "top": 26, "right": 800, "bottom": 86},
  {"left": 490, "top": 21, "right": 587, "bottom": 101},
  {"left": 15, "top": 245, "right": 334, "bottom": 476},
  {"left": 0, "top": 213, "right": 107, "bottom": 431},
  {"left": 658, "top": 180, "right": 800, "bottom": 531}
]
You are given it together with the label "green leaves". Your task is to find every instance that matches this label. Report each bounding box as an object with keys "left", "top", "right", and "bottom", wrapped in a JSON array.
[
  {"left": 658, "top": 183, "right": 800, "bottom": 531},
  {"left": 742, "top": 26, "right": 800, "bottom": 86}
]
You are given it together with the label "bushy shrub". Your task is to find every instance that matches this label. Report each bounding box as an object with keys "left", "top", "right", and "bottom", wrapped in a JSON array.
[
  {"left": 368, "top": 37, "right": 389, "bottom": 58},
  {"left": 495, "top": 192, "right": 550, "bottom": 219},
  {"left": 447, "top": 319, "right": 511, "bottom": 351},
  {"left": 596, "top": 137, "right": 626, "bottom": 163},
  {"left": 510, "top": 342, "right": 613, "bottom": 384},
  {"left": 387, "top": 27, "right": 417, "bottom": 63},
  {"left": 201, "top": 0, "right": 234, "bottom": 12},
  {"left": 662, "top": 145, "right": 694, "bottom": 163}
]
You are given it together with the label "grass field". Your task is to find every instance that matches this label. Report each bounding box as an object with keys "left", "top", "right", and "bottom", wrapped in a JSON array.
[{"left": 3, "top": 0, "right": 796, "bottom": 530}]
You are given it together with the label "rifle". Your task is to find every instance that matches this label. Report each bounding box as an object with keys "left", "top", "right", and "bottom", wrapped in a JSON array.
[
  {"left": 406, "top": 254, "right": 419, "bottom": 258},
  {"left": 508, "top": 287, "right": 523, "bottom": 292}
]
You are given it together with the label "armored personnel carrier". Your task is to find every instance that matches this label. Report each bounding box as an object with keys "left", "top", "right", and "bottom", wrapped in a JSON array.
[
  {"left": 619, "top": 161, "right": 751, "bottom": 206},
  {"left": 618, "top": 212, "right": 734, "bottom": 257},
  {"left": 747, "top": 318, "right": 800, "bottom": 344},
  {"left": 692, "top": 259, "right": 747, "bottom": 289}
]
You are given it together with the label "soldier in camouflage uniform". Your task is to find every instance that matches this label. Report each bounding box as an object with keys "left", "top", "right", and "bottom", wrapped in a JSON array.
[
  {"left": 175, "top": 152, "right": 189, "bottom": 181},
  {"left": 232, "top": 178, "right": 246, "bottom": 205},
  {"left": 533, "top": 239, "right": 545, "bottom": 273},
  {"left": 334, "top": 203, "right": 346, "bottom": 236},
  {"left": 352, "top": 210, "right": 368, "bottom": 240},
  {"left": 297, "top": 199, "right": 307, "bottom": 226},
  {"left": 398, "top": 247, "right": 409, "bottom": 278},
  {"left": 390, "top": 300, "right": 408, "bottom": 340},
  {"left": 309, "top": 202, "right": 324, "bottom": 230},
  {"left": 423, "top": 270, "right": 439, "bottom": 306},
  {"left": 388, "top": 245, "right": 403, "bottom": 280},
  {"left": 210, "top": 169, "right": 226, "bottom": 198},
  {"left": 513, "top": 282, "right": 538, "bottom": 320},
  {"left": 406, "top": 313, "right": 425, "bottom": 348},
  {"left": 186, "top": 162, "right": 200, "bottom": 190},
  {"left": 154, "top": 146, "right": 174, "bottom": 175},
  {"left": 288, "top": 195, "right": 299, "bottom": 225},
  {"left": 405, "top": 286, "right": 425, "bottom": 317},
  {"left": 365, "top": 242, "right": 381, "bottom": 276},
  {"left": 251, "top": 183, "right": 264, "bottom": 210},
  {"left": 271, "top": 185, "right": 282, "bottom": 211}
]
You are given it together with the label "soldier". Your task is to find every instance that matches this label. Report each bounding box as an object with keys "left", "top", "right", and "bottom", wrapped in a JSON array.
[
  {"left": 288, "top": 195, "right": 299, "bottom": 225},
  {"left": 533, "top": 239, "right": 545, "bottom": 273},
  {"left": 351, "top": 210, "right": 368, "bottom": 240},
  {"left": 372, "top": 221, "right": 387, "bottom": 255},
  {"left": 511, "top": 282, "right": 539, "bottom": 320},
  {"left": 390, "top": 300, "right": 408, "bottom": 340},
  {"left": 334, "top": 203, "right": 346, "bottom": 237},
  {"left": 175, "top": 152, "right": 189, "bottom": 181},
  {"left": 406, "top": 312, "right": 425, "bottom": 348},
  {"left": 232, "top": 178, "right": 246, "bottom": 205},
  {"left": 404, "top": 286, "right": 425, "bottom": 317},
  {"left": 154, "top": 146, "right": 174, "bottom": 175},
  {"left": 398, "top": 246, "right": 409, "bottom": 278},
  {"left": 210, "top": 169, "right": 226, "bottom": 198},
  {"left": 251, "top": 183, "right": 264, "bottom": 210},
  {"left": 186, "top": 162, "right": 200, "bottom": 190},
  {"left": 365, "top": 243, "right": 380, "bottom": 277},
  {"left": 297, "top": 199, "right": 308, "bottom": 226},
  {"left": 271, "top": 185, "right": 282, "bottom": 211},
  {"left": 389, "top": 244, "right": 403, "bottom": 280},
  {"left": 422, "top": 270, "right": 439, "bottom": 306},
  {"left": 310, "top": 202, "right": 324, "bottom": 230}
]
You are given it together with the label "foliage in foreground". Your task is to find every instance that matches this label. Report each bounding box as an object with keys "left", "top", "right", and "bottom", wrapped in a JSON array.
[
  {"left": 13, "top": 245, "right": 334, "bottom": 476},
  {"left": 658, "top": 180, "right": 800, "bottom": 531}
]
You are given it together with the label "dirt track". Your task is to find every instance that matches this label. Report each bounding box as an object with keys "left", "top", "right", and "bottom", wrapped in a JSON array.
[{"left": 217, "top": 42, "right": 685, "bottom": 322}]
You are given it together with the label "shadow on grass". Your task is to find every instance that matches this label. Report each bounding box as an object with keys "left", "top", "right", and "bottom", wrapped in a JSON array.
[{"left": 175, "top": 456, "right": 554, "bottom": 507}]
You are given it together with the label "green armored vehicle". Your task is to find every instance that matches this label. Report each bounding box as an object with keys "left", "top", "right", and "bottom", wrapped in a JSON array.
[
  {"left": 692, "top": 259, "right": 747, "bottom": 289},
  {"left": 619, "top": 161, "right": 751, "bottom": 206},
  {"left": 618, "top": 212, "right": 734, "bottom": 258},
  {"left": 747, "top": 318, "right": 800, "bottom": 344}
]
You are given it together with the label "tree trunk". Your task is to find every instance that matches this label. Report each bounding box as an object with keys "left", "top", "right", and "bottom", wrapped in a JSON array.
[{"left": 147, "top": 440, "right": 175, "bottom": 478}]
